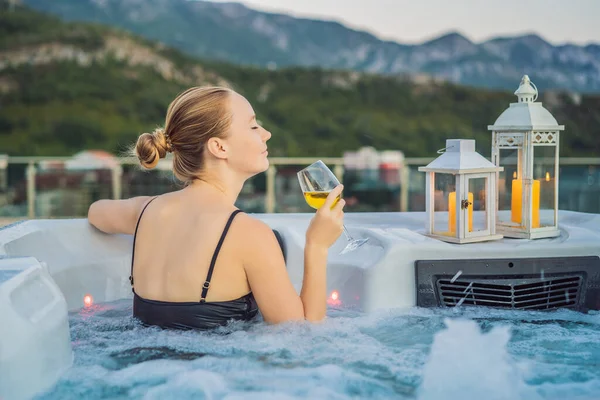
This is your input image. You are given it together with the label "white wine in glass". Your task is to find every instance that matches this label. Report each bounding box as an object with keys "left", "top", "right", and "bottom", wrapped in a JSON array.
[
  {"left": 297, "top": 160, "right": 368, "bottom": 254},
  {"left": 303, "top": 191, "right": 341, "bottom": 209}
]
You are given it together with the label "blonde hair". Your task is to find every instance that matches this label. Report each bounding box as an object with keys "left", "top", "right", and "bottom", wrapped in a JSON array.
[{"left": 134, "top": 86, "right": 233, "bottom": 184}]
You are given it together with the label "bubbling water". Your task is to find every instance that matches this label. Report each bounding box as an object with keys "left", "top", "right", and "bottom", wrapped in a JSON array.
[
  {"left": 418, "top": 318, "right": 540, "bottom": 400},
  {"left": 37, "top": 300, "right": 600, "bottom": 400}
]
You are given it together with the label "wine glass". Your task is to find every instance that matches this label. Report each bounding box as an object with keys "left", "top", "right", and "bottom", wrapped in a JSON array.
[{"left": 297, "top": 160, "right": 369, "bottom": 254}]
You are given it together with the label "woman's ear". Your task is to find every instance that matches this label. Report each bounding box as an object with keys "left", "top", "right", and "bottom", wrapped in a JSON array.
[{"left": 205, "top": 137, "right": 228, "bottom": 160}]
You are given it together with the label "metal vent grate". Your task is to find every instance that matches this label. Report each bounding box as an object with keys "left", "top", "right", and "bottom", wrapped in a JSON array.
[{"left": 437, "top": 275, "right": 582, "bottom": 310}]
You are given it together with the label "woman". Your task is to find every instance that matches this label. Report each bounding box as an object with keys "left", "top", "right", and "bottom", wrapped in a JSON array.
[{"left": 87, "top": 86, "right": 345, "bottom": 330}]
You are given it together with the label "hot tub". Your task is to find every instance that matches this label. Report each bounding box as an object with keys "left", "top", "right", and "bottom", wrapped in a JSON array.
[{"left": 1, "top": 211, "right": 599, "bottom": 399}]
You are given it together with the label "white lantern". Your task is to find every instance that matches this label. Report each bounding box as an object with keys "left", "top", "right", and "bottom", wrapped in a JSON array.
[
  {"left": 418, "top": 139, "right": 504, "bottom": 244},
  {"left": 489, "top": 75, "right": 563, "bottom": 239}
]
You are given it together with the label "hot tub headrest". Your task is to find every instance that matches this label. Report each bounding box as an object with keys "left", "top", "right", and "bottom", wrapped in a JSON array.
[{"left": 272, "top": 229, "right": 287, "bottom": 264}]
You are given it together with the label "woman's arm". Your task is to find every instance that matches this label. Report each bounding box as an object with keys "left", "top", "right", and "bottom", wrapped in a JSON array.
[
  {"left": 241, "top": 185, "right": 345, "bottom": 323},
  {"left": 87, "top": 196, "right": 153, "bottom": 235}
]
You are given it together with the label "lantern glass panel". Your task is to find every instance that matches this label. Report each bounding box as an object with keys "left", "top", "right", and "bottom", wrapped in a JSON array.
[
  {"left": 466, "top": 176, "right": 488, "bottom": 234},
  {"left": 533, "top": 145, "right": 557, "bottom": 228},
  {"left": 433, "top": 172, "right": 456, "bottom": 235},
  {"left": 497, "top": 147, "right": 522, "bottom": 227}
]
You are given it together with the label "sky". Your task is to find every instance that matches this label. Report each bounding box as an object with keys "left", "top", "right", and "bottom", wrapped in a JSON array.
[{"left": 210, "top": 0, "right": 599, "bottom": 46}]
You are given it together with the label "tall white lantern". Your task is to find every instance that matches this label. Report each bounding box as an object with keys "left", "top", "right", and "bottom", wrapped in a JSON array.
[
  {"left": 419, "top": 139, "right": 504, "bottom": 244},
  {"left": 489, "top": 75, "right": 564, "bottom": 239}
]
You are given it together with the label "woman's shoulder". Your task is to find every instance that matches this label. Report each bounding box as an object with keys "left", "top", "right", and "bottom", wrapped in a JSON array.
[
  {"left": 230, "top": 211, "right": 269, "bottom": 233},
  {"left": 229, "top": 212, "right": 280, "bottom": 246},
  {"left": 231, "top": 213, "right": 286, "bottom": 270}
]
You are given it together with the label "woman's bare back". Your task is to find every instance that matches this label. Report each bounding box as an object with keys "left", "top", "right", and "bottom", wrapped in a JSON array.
[{"left": 131, "top": 190, "right": 251, "bottom": 303}]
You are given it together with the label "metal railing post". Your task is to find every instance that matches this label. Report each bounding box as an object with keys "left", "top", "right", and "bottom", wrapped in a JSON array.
[
  {"left": 265, "top": 165, "right": 276, "bottom": 213},
  {"left": 26, "top": 162, "right": 36, "bottom": 219},
  {"left": 333, "top": 164, "right": 344, "bottom": 184},
  {"left": 0, "top": 154, "right": 7, "bottom": 193},
  {"left": 112, "top": 165, "right": 122, "bottom": 200},
  {"left": 400, "top": 162, "right": 410, "bottom": 212}
]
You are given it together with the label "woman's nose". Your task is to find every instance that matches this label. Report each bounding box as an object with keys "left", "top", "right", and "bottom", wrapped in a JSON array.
[{"left": 263, "top": 128, "right": 272, "bottom": 141}]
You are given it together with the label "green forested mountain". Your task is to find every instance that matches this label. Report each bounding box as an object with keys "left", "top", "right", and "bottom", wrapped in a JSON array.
[{"left": 1, "top": 3, "right": 599, "bottom": 158}]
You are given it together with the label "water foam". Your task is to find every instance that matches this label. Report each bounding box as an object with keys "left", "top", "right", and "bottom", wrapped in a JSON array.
[
  {"left": 418, "top": 318, "right": 540, "bottom": 400},
  {"left": 37, "top": 300, "right": 600, "bottom": 400}
]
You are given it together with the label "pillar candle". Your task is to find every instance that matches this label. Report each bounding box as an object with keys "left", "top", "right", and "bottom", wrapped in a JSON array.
[
  {"left": 511, "top": 179, "right": 540, "bottom": 228},
  {"left": 448, "top": 191, "right": 473, "bottom": 234}
]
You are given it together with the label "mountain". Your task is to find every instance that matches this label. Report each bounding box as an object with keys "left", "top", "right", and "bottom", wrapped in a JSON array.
[
  {"left": 1, "top": 2, "right": 599, "bottom": 160},
  {"left": 22, "top": 0, "right": 600, "bottom": 93}
]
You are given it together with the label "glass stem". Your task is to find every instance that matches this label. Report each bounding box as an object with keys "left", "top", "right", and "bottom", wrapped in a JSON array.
[{"left": 342, "top": 225, "right": 354, "bottom": 241}]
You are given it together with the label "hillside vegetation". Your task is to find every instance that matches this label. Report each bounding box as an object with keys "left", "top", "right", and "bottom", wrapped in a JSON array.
[{"left": 1, "top": 3, "right": 598, "bottom": 158}]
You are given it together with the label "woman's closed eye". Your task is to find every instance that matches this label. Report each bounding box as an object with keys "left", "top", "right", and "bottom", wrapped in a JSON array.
[{"left": 251, "top": 119, "right": 263, "bottom": 130}]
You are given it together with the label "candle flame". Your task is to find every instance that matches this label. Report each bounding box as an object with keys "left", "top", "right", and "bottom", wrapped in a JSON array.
[
  {"left": 513, "top": 171, "right": 517, "bottom": 179},
  {"left": 545, "top": 172, "right": 550, "bottom": 182},
  {"left": 83, "top": 294, "right": 93, "bottom": 307}
]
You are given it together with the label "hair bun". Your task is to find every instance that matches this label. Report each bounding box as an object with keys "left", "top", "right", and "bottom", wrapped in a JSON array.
[{"left": 135, "top": 127, "right": 170, "bottom": 169}]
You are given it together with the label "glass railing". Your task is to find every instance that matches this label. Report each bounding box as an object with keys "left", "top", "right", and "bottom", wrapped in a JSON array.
[{"left": 0, "top": 156, "right": 598, "bottom": 225}]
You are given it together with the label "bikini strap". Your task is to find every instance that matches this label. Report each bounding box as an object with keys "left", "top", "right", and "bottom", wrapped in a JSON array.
[
  {"left": 129, "top": 196, "right": 159, "bottom": 291},
  {"left": 200, "top": 209, "right": 244, "bottom": 302}
]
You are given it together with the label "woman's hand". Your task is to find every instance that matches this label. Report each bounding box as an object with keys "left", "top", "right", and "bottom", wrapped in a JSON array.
[{"left": 305, "top": 184, "right": 345, "bottom": 250}]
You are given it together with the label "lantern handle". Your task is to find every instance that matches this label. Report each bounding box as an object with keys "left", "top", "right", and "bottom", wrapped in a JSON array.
[
  {"left": 437, "top": 145, "right": 454, "bottom": 154},
  {"left": 531, "top": 81, "right": 538, "bottom": 102}
]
